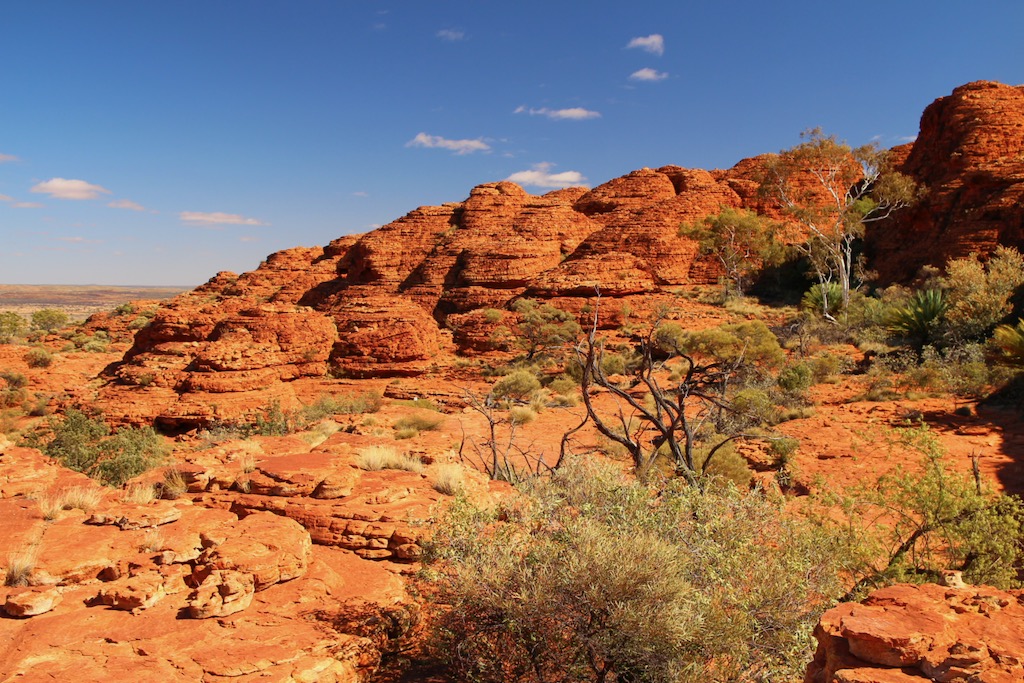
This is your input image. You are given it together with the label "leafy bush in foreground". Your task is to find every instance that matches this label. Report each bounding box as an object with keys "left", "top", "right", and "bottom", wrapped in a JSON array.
[{"left": 423, "top": 460, "right": 851, "bottom": 683}]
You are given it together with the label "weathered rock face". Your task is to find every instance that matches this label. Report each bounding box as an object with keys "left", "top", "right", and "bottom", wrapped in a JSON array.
[
  {"left": 98, "top": 80, "right": 1024, "bottom": 426},
  {"left": 867, "top": 80, "right": 1024, "bottom": 283},
  {"left": 806, "top": 583, "right": 1024, "bottom": 683}
]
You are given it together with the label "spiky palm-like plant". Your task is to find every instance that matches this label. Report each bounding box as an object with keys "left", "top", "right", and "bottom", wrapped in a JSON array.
[
  {"left": 991, "top": 319, "right": 1024, "bottom": 367},
  {"left": 887, "top": 289, "right": 948, "bottom": 347}
]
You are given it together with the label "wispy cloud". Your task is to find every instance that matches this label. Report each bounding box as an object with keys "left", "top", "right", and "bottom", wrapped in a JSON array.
[
  {"left": 514, "top": 106, "right": 601, "bottom": 121},
  {"left": 406, "top": 132, "right": 490, "bottom": 155},
  {"left": 352, "top": 191, "right": 369, "bottom": 197},
  {"left": 180, "top": 211, "right": 267, "bottom": 227},
  {"left": 627, "top": 34, "right": 665, "bottom": 56},
  {"left": 506, "top": 162, "right": 588, "bottom": 189},
  {"left": 239, "top": 236, "right": 260, "bottom": 243},
  {"left": 31, "top": 178, "right": 112, "bottom": 200},
  {"left": 108, "top": 198, "right": 145, "bottom": 211},
  {"left": 1, "top": 195, "right": 41, "bottom": 208},
  {"left": 629, "top": 67, "right": 668, "bottom": 82},
  {"left": 437, "top": 28, "right": 464, "bottom": 41},
  {"left": 0, "top": 153, "right": 18, "bottom": 163},
  {"left": 55, "top": 236, "right": 101, "bottom": 244}
]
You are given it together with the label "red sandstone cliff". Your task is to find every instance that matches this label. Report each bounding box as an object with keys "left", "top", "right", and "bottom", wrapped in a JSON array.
[
  {"left": 866, "top": 80, "right": 1024, "bottom": 282},
  {"left": 96, "top": 80, "right": 1024, "bottom": 427}
]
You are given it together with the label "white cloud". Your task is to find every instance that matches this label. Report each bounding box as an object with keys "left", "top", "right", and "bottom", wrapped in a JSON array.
[
  {"left": 180, "top": 211, "right": 267, "bottom": 227},
  {"left": 352, "top": 191, "right": 369, "bottom": 197},
  {"left": 627, "top": 34, "right": 665, "bottom": 56},
  {"left": 108, "top": 198, "right": 145, "bottom": 211},
  {"left": 437, "top": 28, "right": 464, "bottom": 41},
  {"left": 406, "top": 132, "right": 490, "bottom": 155},
  {"left": 506, "top": 162, "right": 588, "bottom": 189},
  {"left": 0, "top": 153, "right": 18, "bottom": 163},
  {"left": 0, "top": 194, "right": 12, "bottom": 202},
  {"left": 13, "top": 202, "right": 43, "bottom": 209},
  {"left": 239, "top": 236, "right": 259, "bottom": 243},
  {"left": 31, "top": 177, "right": 111, "bottom": 200},
  {"left": 514, "top": 106, "right": 601, "bottom": 120},
  {"left": 629, "top": 67, "right": 668, "bottom": 82}
]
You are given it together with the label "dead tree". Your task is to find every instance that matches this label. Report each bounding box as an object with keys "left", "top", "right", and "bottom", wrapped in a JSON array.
[{"left": 576, "top": 301, "right": 752, "bottom": 484}]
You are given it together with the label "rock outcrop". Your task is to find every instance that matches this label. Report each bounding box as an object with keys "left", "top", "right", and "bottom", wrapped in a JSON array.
[
  {"left": 94, "top": 80, "right": 1024, "bottom": 427},
  {"left": 806, "top": 583, "right": 1024, "bottom": 682},
  {"left": 867, "top": 80, "right": 1024, "bottom": 283}
]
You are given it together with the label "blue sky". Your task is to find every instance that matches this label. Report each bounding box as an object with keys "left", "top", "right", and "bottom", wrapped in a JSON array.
[{"left": 1, "top": 1, "right": 1022, "bottom": 286}]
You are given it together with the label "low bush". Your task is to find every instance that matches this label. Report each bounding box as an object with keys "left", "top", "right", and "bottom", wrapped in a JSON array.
[
  {"left": 23, "top": 347, "right": 53, "bottom": 368},
  {"left": 491, "top": 370, "right": 541, "bottom": 401},
  {"left": 424, "top": 459, "right": 851, "bottom": 682},
  {"left": 31, "top": 409, "right": 166, "bottom": 487},
  {"left": 391, "top": 411, "right": 444, "bottom": 438}
]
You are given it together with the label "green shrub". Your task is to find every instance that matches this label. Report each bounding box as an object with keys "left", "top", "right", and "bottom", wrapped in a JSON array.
[
  {"left": 300, "top": 391, "right": 383, "bottom": 422},
  {"left": 424, "top": 459, "right": 851, "bottom": 683},
  {"left": 991, "top": 319, "right": 1024, "bottom": 368},
  {"left": 678, "top": 320, "right": 785, "bottom": 370},
  {"left": 491, "top": 369, "right": 541, "bottom": 401},
  {"left": 941, "top": 246, "right": 1024, "bottom": 342},
  {"left": 30, "top": 309, "right": 69, "bottom": 333},
  {"left": 33, "top": 409, "right": 165, "bottom": 487},
  {"left": 777, "top": 363, "right": 814, "bottom": 396},
  {"left": 393, "top": 412, "right": 445, "bottom": 438},
  {"left": 801, "top": 282, "right": 844, "bottom": 318},
  {"left": 254, "top": 400, "right": 291, "bottom": 436},
  {"left": 23, "top": 348, "right": 53, "bottom": 368},
  {"left": 731, "top": 388, "right": 779, "bottom": 428},
  {"left": 481, "top": 308, "right": 503, "bottom": 324},
  {"left": 0, "top": 312, "right": 25, "bottom": 343},
  {"left": 886, "top": 289, "right": 947, "bottom": 347},
  {"left": 508, "top": 406, "right": 537, "bottom": 426}
]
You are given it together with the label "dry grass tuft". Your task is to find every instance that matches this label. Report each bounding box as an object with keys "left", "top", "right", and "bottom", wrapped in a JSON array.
[
  {"left": 432, "top": 464, "right": 465, "bottom": 496},
  {"left": 121, "top": 483, "right": 158, "bottom": 505},
  {"left": 357, "top": 445, "right": 424, "bottom": 473},
  {"left": 161, "top": 468, "right": 187, "bottom": 499},
  {"left": 5, "top": 550, "right": 37, "bottom": 587}
]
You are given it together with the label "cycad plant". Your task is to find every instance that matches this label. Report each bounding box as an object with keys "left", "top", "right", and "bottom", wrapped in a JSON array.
[
  {"left": 991, "top": 319, "right": 1024, "bottom": 367},
  {"left": 801, "top": 281, "right": 844, "bottom": 319},
  {"left": 887, "top": 289, "right": 947, "bottom": 349}
]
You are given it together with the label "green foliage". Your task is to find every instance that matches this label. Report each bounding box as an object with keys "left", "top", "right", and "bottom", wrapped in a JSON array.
[
  {"left": 34, "top": 409, "right": 165, "bottom": 487},
  {"left": 254, "top": 399, "right": 291, "bottom": 436},
  {"left": 762, "top": 128, "right": 918, "bottom": 312},
  {"left": 30, "top": 309, "right": 69, "bottom": 333},
  {"left": 113, "top": 303, "right": 136, "bottom": 316},
  {"left": 801, "top": 282, "right": 844, "bottom": 318},
  {"left": 676, "top": 319, "right": 785, "bottom": 370},
  {"left": 680, "top": 206, "right": 785, "bottom": 298},
  {"left": 777, "top": 362, "right": 814, "bottom": 396},
  {"left": 731, "top": 388, "right": 779, "bottom": 428},
  {"left": 847, "top": 425, "right": 1024, "bottom": 590},
  {"left": 991, "top": 319, "right": 1024, "bottom": 367},
  {"left": 424, "top": 459, "right": 852, "bottom": 683},
  {"left": 481, "top": 308, "right": 503, "bottom": 324},
  {"left": 886, "top": 289, "right": 948, "bottom": 348},
  {"left": 393, "top": 412, "right": 444, "bottom": 438},
  {"left": 941, "top": 246, "right": 1024, "bottom": 342},
  {"left": 510, "top": 299, "right": 581, "bottom": 360},
  {"left": 299, "top": 391, "right": 383, "bottom": 422},
  {"left": 490, "top": 369, "right": 541, "bottom": 401},
  {"left": 23, "top": 347, "right": 53, "bottom": 368},
  {"left": 0, "top": 312, "right": 25, "bottom": 343}
]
